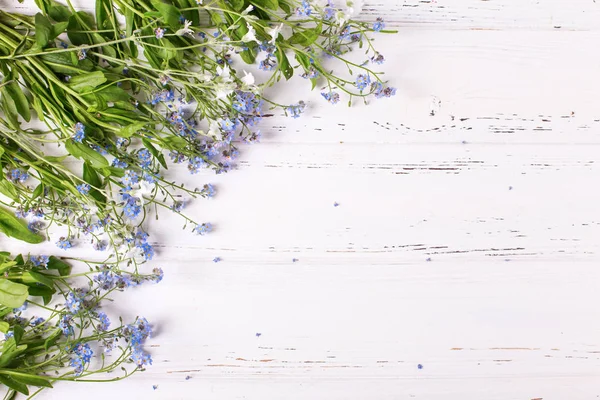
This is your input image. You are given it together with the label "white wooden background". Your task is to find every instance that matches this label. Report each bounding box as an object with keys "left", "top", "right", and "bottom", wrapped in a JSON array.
[{"left": 4, "top": 0, "right": 600, "bottom": 399}]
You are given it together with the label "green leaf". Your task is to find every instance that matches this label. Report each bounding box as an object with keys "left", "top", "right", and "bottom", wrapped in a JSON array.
[
  {"left": 151, "top": 0, "right": 182, "bottom": 30},
  {"left": 67, "top": 71, "right": 107, "bottom": 93},
  {"left": 13, "top": 325, "right": 24, "bottom": 345},
  {"left": 275, "top": 47, "right": 293, "bottom": 80},
  {"left": 0, "top": 321, "right": 8, "bottom": 333},
  {"left": 53, "top": 21, "right": 69, "bottom": 37},
  {"left": 26, "top": 286, "right": 55, "bottom": 300},
  {"left": 12, "top": 375, "right": 53, "bottom": 389},
  {"left": 46, "top": 256, "right": 71, "bottom": 276},
  {"left": 256, "top": 0, "right": 279, "bottom": 10},
  {"left": 0, "top": 180, "right": 18, "bottom": 201},
  {"left": 83, "top": 162, "right": 106, "bottom": 204},
  {"left": 34, "top": 13, "right": 53, "bottom": 48},
  {"left": 0, "top": 374, "right": 29, "bottom": 395},
  {"left": 118, "top": 121, "right": 147, "bottom": 138},
  {"left": 49, "top": 4, "right": 71, "bottom": 21},
  {"left": 0, "top": 338, "right": 27, "bottom": 368},
  {"left": 0, "top": 261, "right": 17, "bottom": 275},
  {"left": 31, "top": 184, "right": 44, "bottom": 200},
  {"left": 142, "top": 138, "right": 167, "bottom": 169},
  {"left": 289, "top": 22, "right": 322, "bottom": 46},
  {"left": 83, "top": 162, "right": 102, "bottom": 188},
  {"left": 44, "top": 329, "right": 61, "bottom": 351},
  {"left": 67, "top": 12, "right": 96, "bottom": 46},
  {"left": 228, "top": 0, "right": 245, "bottom": 11},
  {"left": 0, "top": 280, "right": 29, "bottom": 308},
  {"left": 0, "top": 207, "right": 44, "bottom": 244},
  {"left": 295, "top": 52, "right": 311, "bottom": 69},
  {"left": 1, "top": 88, "right": 19, "bottom": 128},
  {"left": 5, "top": 81, "right": 30, "bottom": 122},
  {"left": 66, "top": 141, "right": 108, "bottom": 168},
  {"left": 21, "top": 271, "right": 55, "bottom": 290}
]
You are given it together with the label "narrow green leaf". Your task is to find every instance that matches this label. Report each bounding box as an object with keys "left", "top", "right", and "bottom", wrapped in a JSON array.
[
  {"left": 12, "top": 375, "right": 53, "bottom": 389},
  {"left": 0, "top": 374, "right": 29, "bottom": 395},
  {"left": 0, "top": 181, "right": 18, "bottom": 201},
  {"left": 0, "top": 207, "right": 44, "bottom": 244},
  {"left": 21, "top": 271, "right": 55, "bottom": 290},
  {"left": 13, "top": 325, "right": 24, "bottom": 345},
  {"left": 5, "top": 81, "right": 30, "bottom": 122}
]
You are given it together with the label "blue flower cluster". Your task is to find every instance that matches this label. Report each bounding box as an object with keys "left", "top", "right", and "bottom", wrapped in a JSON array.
[
  {"left": 69, "top": 342, "right": 93, "bottom": 375},
  {"left": 193, "top": 222, "right": 212, "bottom": 235},
  {"left": 30, "top": 255, "right": 50, "bottom": 268},
  {"left": 8, "top": 168, "right": 29, "bottom": 183},
  {"left": 76, "top": 183, "right": 91, "bottom": 195},
  {"left": 286, "top": 102, "right": 306, "bottom": 118},
  {"left": 296, "top": 0, "right": 311, "bottom": 16},
  {"left": 373, "top": 18, "right": 385, "bottom": 32},
  {"left": 355, "top": 74, "right": 371, "bottom": 91},
  {"left": 321, "top": 91, "right": 340, "bottom": 104},
  {"left": 56, "top": 237, "right": 73, "bottom": 250},
  {"left": 124, "top": 317, "right": 153, "bottom": 368}
]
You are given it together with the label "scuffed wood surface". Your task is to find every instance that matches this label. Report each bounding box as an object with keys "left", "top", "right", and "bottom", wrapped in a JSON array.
[{"left": 3, "top": 0, "right": 600, "bottom": 399}]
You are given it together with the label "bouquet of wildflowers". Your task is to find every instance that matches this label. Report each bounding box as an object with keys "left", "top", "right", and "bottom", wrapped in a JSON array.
[
  {"left": 0, "top": 251, "right": 159, "bottom": 398},
  {"left": 0, "top": 0, "right": 394, "bottom": 395}
]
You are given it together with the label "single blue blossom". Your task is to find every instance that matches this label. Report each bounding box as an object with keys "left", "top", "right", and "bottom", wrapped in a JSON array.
[
  {"left": 193, "top": 223, "right": 212, "bottom": 235},
  {"left": 76, "top": 183, "right": 91, "bottom": 195},
  {"left": 201, "top": 184, "right": 216, "bottom": 198},
  {"left": 152, "top": 268, "right": 164, "bottom": 283},
  {"left": 373, "top": 17, "right": 385, "bottom": 32},
  {"left": 56, "top": 237, "right": 73, "bottom": 250},
  {"left": 155, "top": 27, "right": 165, "bottom": 39}
]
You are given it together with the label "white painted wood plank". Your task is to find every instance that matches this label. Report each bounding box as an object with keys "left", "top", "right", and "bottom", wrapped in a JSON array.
[
  {"left": 7, "top": 0, "right": 600, "bottom": 30},
  {"left": 2, "top": 0, "right": 600, "bottom": 399}
]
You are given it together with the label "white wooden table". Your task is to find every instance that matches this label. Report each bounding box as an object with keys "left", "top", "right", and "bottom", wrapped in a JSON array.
[{"left": 5, "top": 0, "right": 600, "bottom": 398}]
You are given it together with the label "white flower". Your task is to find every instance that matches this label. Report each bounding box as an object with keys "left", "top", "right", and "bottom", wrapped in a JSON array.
[
  {"left": 216, "top": 64, "right": 231, "bottom": 78},
  {"left": 265, "top": 23, "right": 283, "bottom": 44},
  {"left": 241, "top": 23, "right": 260, "bottom": 43},
  {"left": 241, "top": 70, "right": 255, "bottom": 87},
  {"left": 176, "top": 20, "right": 194, "bottom": 36},
  {"left": 241, "top": 5, "right": 254, "bottom": 14},
  {"left": 215, "top": 84, "right": 235, "bottom": 99},
  {"left": 215, "top": 65, "right": 235, "bottom": 99},
  {"left": 195, "top": 0, "right": 203, "bottom": 4},
  {"left": 131, "top": 181, "right": 155, "bottom": 205},
  {"left": 208, "top": 121, "right": 220, "bottom": 136}
]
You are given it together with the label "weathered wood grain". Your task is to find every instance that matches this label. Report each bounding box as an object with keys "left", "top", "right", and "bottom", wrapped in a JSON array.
[{"left": 2, "top": 0, "right": 600, "bottom": 399}]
